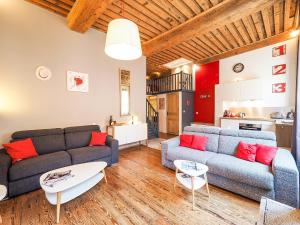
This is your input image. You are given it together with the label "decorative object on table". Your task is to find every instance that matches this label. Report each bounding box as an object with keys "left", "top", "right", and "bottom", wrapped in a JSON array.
[
  {"left": 36, "top": 66, "right": 52, "bottom": 81},
  {"left": 232, "top": 63, "right": 244, "bottom": 73},
  {"left": 238, "top": 112, "right": 246, "bottom": 118},
  {"left": 40, "top": 162, "right": 107, "bottom": 224},
  {"left": 67, "top": 71, "right": 89, "bottom": 92},
  {"left": 120, "top": 69, "right": 131, "bottom": 116},
  {"left": 272, "top": 83, "right": 286, "bottom": 93},
  {"left": 104, "top": 0, "right": 142, "bottom": 60},
  {"left": 272, "top": 44, "right": 286, "bottom": 57},
  {"left": 174, "top": 160, "right": 210, "bottom": 210},
  {"left": 272, "top": 64, "right": 287, "bottom": 75},
  {"left": 158, "top": 98, "right": 165, "bottom": 110},
  {"left": 42, "top": 170, "right": 73, "bottom": 187},
  {"left": 257, "top": 197, "right": 300, "bottom": 225}
]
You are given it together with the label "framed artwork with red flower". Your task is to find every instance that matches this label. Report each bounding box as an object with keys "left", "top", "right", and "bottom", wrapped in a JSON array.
[{"left": 67, "top": 71, "right": 89, "bottom": 92}]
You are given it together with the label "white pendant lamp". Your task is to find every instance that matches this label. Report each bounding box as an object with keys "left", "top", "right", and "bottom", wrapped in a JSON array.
[{"left": 105, "top": 18, "right": 142, "bottom": 60}]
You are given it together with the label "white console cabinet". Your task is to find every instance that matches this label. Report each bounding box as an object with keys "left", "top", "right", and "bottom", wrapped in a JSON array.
[{"left": 107, "top": 123, "right": 148, "bottom": 146}]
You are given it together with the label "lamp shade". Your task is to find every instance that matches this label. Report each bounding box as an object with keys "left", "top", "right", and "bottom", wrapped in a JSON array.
[{"left": 105, "top": 18, "right": 142, "bottom": 60}]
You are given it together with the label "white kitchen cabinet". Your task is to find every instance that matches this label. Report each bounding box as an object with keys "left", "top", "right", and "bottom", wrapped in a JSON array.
[
  {"left": 215, "top": 82, "right": 240, "bottom": 101},
  {"left": 107, "top": 123, "right": 148, "bottom": 145},
  {"left": 239, "top": 79, "right": 263, "bottom": 101},
  {"left": 220, "top": 118, "right": 275, "bottom": 132},
  {"left": 215, "top": 79, "right": 262, "bottom": 101}
]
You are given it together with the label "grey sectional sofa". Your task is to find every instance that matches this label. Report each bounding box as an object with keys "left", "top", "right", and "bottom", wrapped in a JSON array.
[
  {"left": 0, "top": 125, "right": 118, "bottom": 198},
  {"left": 162, "top": 125, "right": 299, "bottom": 207}
]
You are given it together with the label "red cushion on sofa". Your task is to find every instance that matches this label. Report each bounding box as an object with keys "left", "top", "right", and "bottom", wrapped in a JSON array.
[
  {"left": 89, "top": 132, "right": 107, "bottom": 146},
  {"left": 256, "top": 144, "right": 278, "bottom": 166},
  {"left": 3, "top": 138, "right": 38, "bottom": 164},
  {"left": 236, "top": 141, "right": 257, "bottom": 162},
  {"left": 179, "top": 134, "right": 194, "bottom": 148},
  {"left": 190, "top": 135, "right": 208, "bottom": 151}
]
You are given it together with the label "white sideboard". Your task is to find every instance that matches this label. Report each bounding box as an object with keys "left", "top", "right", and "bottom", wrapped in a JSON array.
[{"left": 107, "top": 123, "right": 148, "bottom": 146}]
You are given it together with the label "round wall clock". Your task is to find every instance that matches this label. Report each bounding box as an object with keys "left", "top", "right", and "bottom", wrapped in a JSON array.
[
  {"left": 36, "top": 66, "right": 52, "bottom": 80},
  {"left": 233, "top": 63, "right": 244, "bottom": 73}
]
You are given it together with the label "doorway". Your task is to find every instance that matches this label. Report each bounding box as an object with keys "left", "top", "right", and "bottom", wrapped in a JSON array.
[{"left": 167, "top": 92, "right": 179, "bottom": 135}]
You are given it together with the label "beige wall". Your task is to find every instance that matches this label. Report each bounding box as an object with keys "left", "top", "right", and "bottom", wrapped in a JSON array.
[{"left": 0, "top": 0, "right": 146, "bottom": 144}]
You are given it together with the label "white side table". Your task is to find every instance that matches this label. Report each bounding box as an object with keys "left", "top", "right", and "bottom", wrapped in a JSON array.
[
  {"left": 0, "top": 185, "right": 7, "bottom": 224},
  {"left": 174, "top": 160, "right": 210, "bottom": 210}
]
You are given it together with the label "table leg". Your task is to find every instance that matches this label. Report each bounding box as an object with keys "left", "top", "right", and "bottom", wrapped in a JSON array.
[
  {"left": 192, "top": 176, "right": 195, "bottom": 210},
  {"left": 56, "top": 192, "right": 61, "bottom": 224},
  {"left": 174, "top": 168, "right": 178, "bottom": 190},
  {"left": 204, "top": 173, "right": 210, "bottom": 197},
  {"left": 102, "top": 169, "right": 107, "bottom": 183}
]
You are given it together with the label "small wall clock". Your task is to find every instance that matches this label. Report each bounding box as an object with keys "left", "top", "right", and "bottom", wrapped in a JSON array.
[
  {"left": 36, "top": 66, "right": 52, "bottom": 80},
  {"left": 233, "top": 63, "right": 244, "bottom": 73}
]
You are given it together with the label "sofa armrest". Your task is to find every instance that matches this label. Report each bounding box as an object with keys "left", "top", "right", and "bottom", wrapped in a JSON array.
[
  {"left": 106, "top": 136, "right": 119, "bottom": 164},
  {"left": 0, "top": 148, "right": 11, "bottom": 191},
  {"left": 161, "top": 137, "right": 180, "bottom": 166},
  {"left": 272, "top": 148, "right": 299, "bottom": 207}
]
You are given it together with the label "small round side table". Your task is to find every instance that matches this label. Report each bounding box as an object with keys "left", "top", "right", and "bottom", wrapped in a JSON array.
[{"left": 0, "top": 185, "right": 7, "bottom": 224}]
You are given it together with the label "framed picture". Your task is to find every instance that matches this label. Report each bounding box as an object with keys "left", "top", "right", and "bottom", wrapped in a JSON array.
[
  {"left": 67, "top": 71, "right": 89, "bottom": 92},
  {"left": 272, "top": 45, "right": 286, "bottom": 57},
  {"left": 120, "top": 69, "right": 130, "bottom": 116},
  {"left": 272, "top": 83, "right": 286, "bottom": 93},
  {"left": 120, "top": 69, "right": 130, "bottom": 87},
  {"left": 159, "top": 98, "right": 165, "bottom": 110},
  {"left": 272, "top": 64, "right": 286, "bottom": 75}
]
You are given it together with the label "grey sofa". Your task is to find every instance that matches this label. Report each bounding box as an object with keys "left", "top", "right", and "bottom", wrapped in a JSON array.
[
  {"left": 162, "top": 125, "right": 299, "bottom": 208},
  {"left": 0, "top": 125, "right": 119, "bottom": 198}
]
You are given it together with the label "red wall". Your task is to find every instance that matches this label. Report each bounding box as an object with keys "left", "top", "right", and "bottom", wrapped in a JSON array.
[{"left": 194, "top": 61, "right": 219, "bottom": 124}]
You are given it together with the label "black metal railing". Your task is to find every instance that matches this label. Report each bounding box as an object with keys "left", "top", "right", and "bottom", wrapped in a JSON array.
[
  {"left": 146, "top": 71, "right": 193, "bottom": 95},
  {"left": 146, "top": 99, "right": 159, "bottom": 139}
]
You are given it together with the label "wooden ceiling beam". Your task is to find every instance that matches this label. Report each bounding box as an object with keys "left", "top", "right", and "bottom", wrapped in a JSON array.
[
  {"left": 67, "top": 0, "right": 114, "bottom": 33},
  {"left": 197, "top": 29, "right": 296, "bottom": 64},
  {"left": 142, "top": 0, "right": 282, "bottom": 56}
]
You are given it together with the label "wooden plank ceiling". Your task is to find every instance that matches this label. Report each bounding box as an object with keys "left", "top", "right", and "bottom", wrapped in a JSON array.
[{"left": 27, "top": 0, "right": 299, "bottom": 76}]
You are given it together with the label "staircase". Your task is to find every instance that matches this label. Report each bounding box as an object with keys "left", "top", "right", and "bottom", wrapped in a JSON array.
[{"left": 146, "top": 99, "right": 159, "bottom": 139}]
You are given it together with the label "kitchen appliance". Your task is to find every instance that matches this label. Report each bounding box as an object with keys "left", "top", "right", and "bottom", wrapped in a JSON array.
[
  {"left": 270, "top": 112, "right": 285, "bottom": 119},
  {"left": 239, "top": 123, "right": 262, "bottom": 131},
  {"left": 287, "top": 110, "right": 295, "bottom": 120}
]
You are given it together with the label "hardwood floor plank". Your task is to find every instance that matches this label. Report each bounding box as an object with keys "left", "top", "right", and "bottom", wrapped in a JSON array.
[{"left": 0, "top": 147, "right": 259, "bottom": 225}]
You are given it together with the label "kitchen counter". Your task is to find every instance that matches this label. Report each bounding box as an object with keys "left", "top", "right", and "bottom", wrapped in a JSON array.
[{"left": 220, "top": 117, "right": 275, "bottom": 122}]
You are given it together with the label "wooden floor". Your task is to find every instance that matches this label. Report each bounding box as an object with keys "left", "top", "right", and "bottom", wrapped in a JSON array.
[{"left": 0, "top": 147, "right": 259, "bottom": 225}]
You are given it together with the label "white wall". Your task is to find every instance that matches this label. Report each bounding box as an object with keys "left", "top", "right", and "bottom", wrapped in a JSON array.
[
  {"left": 0, "top": 0, "right": 146, "bottom": 144},
  {"left": 215, "top": 38, "right": 297, "bottom": 124}
]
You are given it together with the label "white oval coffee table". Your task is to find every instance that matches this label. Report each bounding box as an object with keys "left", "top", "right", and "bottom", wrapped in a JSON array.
[
  {"left": 0, "top": 185, "right": 7, "bottom": 224},
  {"left": 40, "top": 162, "right": 107, "bottom": 223},
  {"left": 174, "top": 160, "right": 209, "bottom": 210}
]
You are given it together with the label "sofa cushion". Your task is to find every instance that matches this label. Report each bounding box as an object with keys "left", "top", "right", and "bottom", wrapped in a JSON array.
[
  {"left": 67, "top": 146, "right": 111, "bottom": 164},
  {"left": 206, "top": 154, "right": 274, "bottom": 190},
  {"left": 9, "top": 151, "right": 71, "bottom": 181},
  {"left": 167, "top": 146, "right": 217, "bottom": 165},
  {"left": 12, "top": 128, "right": 66, "bottom": 155},
  {"left": 179, "top": 134, "right": 193, "bottom": 148},
  {"left": 218, "top": 129, "right": 277, "bottom": 156},
  {"left": 3, "top": 138, "right": 38, "bottom": 164},
  {"left": 64, "top": 125, "right": 100, "bottom": 149},
  {"left": 183, "top": 128, "right": 220, "bottom": 153}
]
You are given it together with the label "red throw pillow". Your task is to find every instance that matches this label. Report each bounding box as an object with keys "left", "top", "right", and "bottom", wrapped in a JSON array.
[
  {"left": 89, "top": 132, "right": 107, "bottom": 146},
  {"left": 236, "top": 141, "right": 257, "bottom": 162},
  {"left": 256, "top": 144, "right": 278, "bottom": 166},
  {"left": 191, "top": 135, "right": 208, "bottom": 151},
  {"left": 3, "top": 138, "right": 38, "bottom": 164},
  {"left": 179, "top": 134, "right": 194, "bottom": 148}
]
